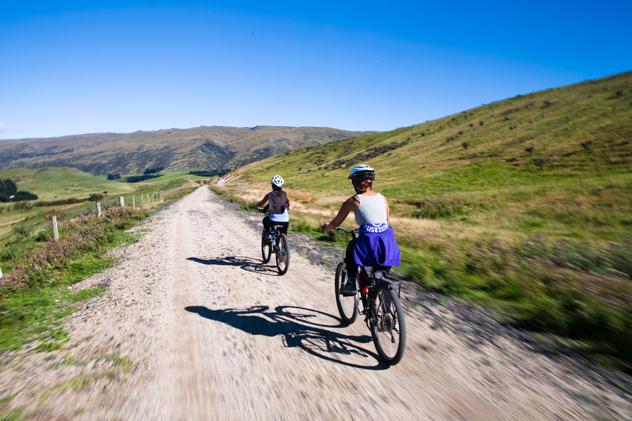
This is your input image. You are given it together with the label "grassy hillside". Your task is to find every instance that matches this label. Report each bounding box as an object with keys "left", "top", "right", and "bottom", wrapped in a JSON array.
[
  {"left": 216, "top": 71, "right": 632, "bottom": 368},
  {"left": 0, "top": 167, "right": 133, "bottom": 201},
  {"left": 0, "top": 126, "right": 369, "bottom": 175}
]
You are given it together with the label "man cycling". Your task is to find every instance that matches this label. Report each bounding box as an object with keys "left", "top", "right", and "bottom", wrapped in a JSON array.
[
  {"left": 322, "top": 164, "right": 400, "bottom": 295},
  {"left": 257, "top": 175, "right": 290, "bottom": 235}
]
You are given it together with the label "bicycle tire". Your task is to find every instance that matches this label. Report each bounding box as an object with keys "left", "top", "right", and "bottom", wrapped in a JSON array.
[
  {"left": 261, "top": 231, "right": 272, "bottom": 263},
  {"left": 275, "top": 234, "right": 290, "bottom": 275},
  {"left": 334, "top": 262, "right": 358, "bottom": 325},
  {"left": 370, "top": 286, "right": 406, "bottom": 365}
]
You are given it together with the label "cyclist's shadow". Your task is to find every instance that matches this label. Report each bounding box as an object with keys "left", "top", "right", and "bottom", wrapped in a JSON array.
[
  {"left": 187, "top": 256, "right": 278, "bottom": 276},
  {"left": 185, "top": 305, "right": 388, "bottom": 370}
]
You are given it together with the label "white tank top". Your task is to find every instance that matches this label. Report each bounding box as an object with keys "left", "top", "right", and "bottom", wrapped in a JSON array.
[{"left": 354, "top": 193, "right": 387, "bottom": 226}]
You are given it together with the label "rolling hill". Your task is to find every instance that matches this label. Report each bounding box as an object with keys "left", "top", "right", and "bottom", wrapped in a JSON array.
[
  {"left": 0, "top": 126, "right": 369, "bottom": 175},
  {"left": 215, "top": 71, "right": 632, "bottom": 366},
  {"left": 222, "top": 71, "right": 632, "bottom": 241}
]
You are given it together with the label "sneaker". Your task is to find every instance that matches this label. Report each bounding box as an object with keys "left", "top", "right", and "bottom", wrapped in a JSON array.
[{"left": 339, "top": 278, "right": 357, "bottom": 296}]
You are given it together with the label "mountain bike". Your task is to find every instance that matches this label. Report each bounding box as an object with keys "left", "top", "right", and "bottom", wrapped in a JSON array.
[
  {"left": 258, "top": 208, "right": 290, "bottom": 275},
  {"left": 334, "top": 227, "right": 406, "bottom": 365}
]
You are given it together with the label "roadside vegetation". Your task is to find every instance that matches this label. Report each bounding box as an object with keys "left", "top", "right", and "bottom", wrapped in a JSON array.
[
  {"left": 0, "top": 169, "right": 204, "bottom": 355},
  {"left": 213, "top": 71, "right": 632, "bottom": 370}
]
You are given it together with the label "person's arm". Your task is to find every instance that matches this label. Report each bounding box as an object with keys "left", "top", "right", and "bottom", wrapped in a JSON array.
[
  {"left": 256, "top": 193, "right": 269, "bottom": 208},
  {"left": 286, "top": 193, "right": 290, "bottom": 210},
  {"left": 322, "top": 196, "right": 359, "bottom": 232},
  {"left": 384, "top": 195, "right": 391, "bottom": 224}
]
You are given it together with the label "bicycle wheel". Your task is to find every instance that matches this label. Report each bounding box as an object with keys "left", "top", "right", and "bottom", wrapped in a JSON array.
[
  {"left": 334, "top": 262, "right": 358, "bottom": 325},
  {"left": 275, "top": 234, "right": 290, "bottom": 275},
  {"left": 261, "top": 231, "right": 272, "bottom": 263},
  {"left": 370, "top": 286, "right": 406, "bottom": 365}
]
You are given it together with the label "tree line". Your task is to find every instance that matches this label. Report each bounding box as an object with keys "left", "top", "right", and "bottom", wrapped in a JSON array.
[{"left": 0, "top": 179, "right": 38, "bottom": 202}]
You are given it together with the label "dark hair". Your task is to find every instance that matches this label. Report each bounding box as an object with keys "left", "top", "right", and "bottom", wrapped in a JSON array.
[{"left": 272, "top": 183, "right": 282, "bottom": 191}]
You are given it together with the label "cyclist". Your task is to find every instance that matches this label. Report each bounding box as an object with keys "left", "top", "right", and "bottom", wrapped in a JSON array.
[
  {"left": 322, "top": 164, "right": 400, "bottom": 295},
  {"left": 257, "top": 175, "right": 290, "bottom": 236}
]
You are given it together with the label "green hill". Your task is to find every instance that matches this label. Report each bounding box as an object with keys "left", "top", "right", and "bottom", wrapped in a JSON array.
[
  {"left": 0, "top": 167, "right": 133, "bottom": 201},
  {"left": 218, "top": 71, "right": 632, "bottom": 368},
  {"left": 226, "top": 71, "right": 632, "bottom": 240}
]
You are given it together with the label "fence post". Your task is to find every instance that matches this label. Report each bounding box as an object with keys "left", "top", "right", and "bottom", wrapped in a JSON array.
[
  {"left": 141, "top": 194, "right": 144, "bottom": 205},
  {"left": 0, "top": 266, "right": 3, "bottom": 279},
  {"left": 96, "top": 201, "right": 102, "bottom": 218},
  {"left": 119, "top": 196, "right": 125, "bottom": 208},
  {"left": 51, "top": 216, "right": 60, "bottom": 241},
  {"left": 132, "top": 196, "right": 136, "bottom": 208}
]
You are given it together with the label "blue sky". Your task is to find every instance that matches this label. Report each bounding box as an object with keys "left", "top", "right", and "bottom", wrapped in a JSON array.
[{"left": 1, "top": 0, "right": 631, "bottom": 139}]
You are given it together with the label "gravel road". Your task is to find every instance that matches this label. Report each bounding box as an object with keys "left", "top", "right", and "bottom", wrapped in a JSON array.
[{"left": 1, "top": 186, "right": 630, "bottom": 420}]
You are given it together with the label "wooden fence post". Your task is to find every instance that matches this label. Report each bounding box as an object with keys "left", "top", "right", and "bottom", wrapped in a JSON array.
[
  {"left": 0, "top": 267, "right": 3, "bottom": 279},
  {"left": 119, "top": 196, "right": 125, "bottom": 208},
  {"left": 51, "top": 216, "right": 60, "bottom": 241},
  {"left": 96, "top": 201, "right": 102, "bottom": 218},
  {"left": 132, "top": 196, "right": 136, "bottom": 208},
  {"left": 141, "top": 194, "right": 144, "bottom": 205}
]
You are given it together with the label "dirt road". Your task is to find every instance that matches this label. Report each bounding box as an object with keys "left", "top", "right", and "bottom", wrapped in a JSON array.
[{"left": 2, "top": 187, "right": 630, "bottom": 419}]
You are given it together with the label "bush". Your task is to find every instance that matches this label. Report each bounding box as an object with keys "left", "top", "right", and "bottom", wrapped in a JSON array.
[
  {"left": 143, "top": 166, "right": 164, "bottom": 175},
  {"left": 533, "top": 158, "right": 547, "bottom": 170},
  {"left": 14, "top": 191, "right": 38, "bottom": 201},
  {"left": 125, "top": 174, "right": 161, "bottom": 183},
  {"left": 107, "top": 173, "right": 121, "bottom": 180}
]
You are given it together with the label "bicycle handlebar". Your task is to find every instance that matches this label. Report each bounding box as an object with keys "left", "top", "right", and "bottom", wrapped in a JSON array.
[{"left": 335, "top": 227, "right": 359, "bottom": 234}]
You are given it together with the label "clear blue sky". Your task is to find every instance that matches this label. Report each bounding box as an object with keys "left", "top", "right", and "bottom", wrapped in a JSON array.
[{"left": 1, "top": 0, "right": 631, "bottom": 139}]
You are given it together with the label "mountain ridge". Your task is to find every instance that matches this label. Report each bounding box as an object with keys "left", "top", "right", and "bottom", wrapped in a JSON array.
[{"left": 0, "top": 125, "right": 371, "bottom": 175}]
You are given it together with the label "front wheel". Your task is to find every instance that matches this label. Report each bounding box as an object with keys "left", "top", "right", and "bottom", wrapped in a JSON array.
[
  {"left": 261, "top": 231, "right": 272, "bottom": 263},
  {"left": 335, "top": 262, "right": 358, "bottom": 325},
  {"left": 370, "top": 286, "right": 406, "bottom": 365},
  {"left": 275, "top": 234, "right": 290, "bottom": 275}
]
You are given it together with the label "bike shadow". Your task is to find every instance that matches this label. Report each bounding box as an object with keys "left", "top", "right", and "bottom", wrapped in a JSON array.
[
  {"left": 186, "top": 256, "right": 278, "bottom": 276},
  {"left": 185, "top": 305, "right": 388, "bottom": 370}
]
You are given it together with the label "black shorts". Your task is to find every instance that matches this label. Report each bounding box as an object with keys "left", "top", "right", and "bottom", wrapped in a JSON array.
[{"left": 263, "top": 216, "right": 289, "bottom": 234}]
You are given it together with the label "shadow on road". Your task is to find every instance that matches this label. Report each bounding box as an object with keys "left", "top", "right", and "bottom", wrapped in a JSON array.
[
  {"left": 187, "top": 256, "right": 278, "bottom": 276},
  {"left": 185, "top": 305, "right": 387, "bottom": 370}
]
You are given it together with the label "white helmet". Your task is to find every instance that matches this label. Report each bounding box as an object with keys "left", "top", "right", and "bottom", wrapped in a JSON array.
[
  {"left": 348, "top": 164, "right": 375, "bottom": 180},
  {"left": 271, "top": 175, "right": 284, "bottom": 187}
]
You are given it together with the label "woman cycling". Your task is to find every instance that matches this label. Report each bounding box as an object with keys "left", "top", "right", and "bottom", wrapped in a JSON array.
[
  {"left": 322, "top": 164, "right": 400, "bottom": 295},
  {"left": 257, "top": 175, "right": 290, "bottom": 235}
]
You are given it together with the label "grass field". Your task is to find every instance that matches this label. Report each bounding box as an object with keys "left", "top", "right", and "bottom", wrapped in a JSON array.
[
  {"left": 215, "top": 71, "right": 632, "bottom": 369},
  {"left": 0, "top": 168, "right": 208, "bottom": 250}
]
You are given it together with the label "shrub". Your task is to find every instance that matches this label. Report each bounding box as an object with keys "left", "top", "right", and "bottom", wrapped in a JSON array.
[
  {"left": 107, "top": 173, "right": 121, "bottom": 180},
  {"left": 461, "top": 141, "right": 470, "bottom": 150},
  {"left": 14, "top": 191, "right": 38, "bottom": 201},
  {"left": 581, "top": 140, "right": 593, "bottom": 150},
  {"left": 533, "top": 158, "right": 547, "bottom": 170},
  {"left": 143, "top": 166, "right": 164, "bottom": 175},
  {"left": 525, "top": 146, "right": 534, "bottom": 154}
]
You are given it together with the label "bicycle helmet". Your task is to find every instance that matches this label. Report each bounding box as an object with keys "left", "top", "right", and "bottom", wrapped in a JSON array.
[
  {"left": 348, "top": 164, "right": 375, "bottom": 181},
  {"left": 271, "top": 175, "right": 285, "bottom": 187}
]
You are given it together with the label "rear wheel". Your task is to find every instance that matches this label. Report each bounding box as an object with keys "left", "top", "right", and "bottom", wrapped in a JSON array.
[
  {"left": 335, "top": 262, "right": 358, "bottom": 325},
  {"left": 370, "top": 286, "right": 406, "bottom": 365},
  {"left": 275, "top": 234, "right": 290, "bottom": 275},
  {"left": 261, "top": 231, "right": 272, "bottom": 263}
]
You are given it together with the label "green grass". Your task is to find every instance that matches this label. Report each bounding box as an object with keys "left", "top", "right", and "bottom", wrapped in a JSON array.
[
  {"left": 0, "top": 172, "right": 198, "bottom": 355},
  {"left": 0, "top": 167, "right": 133, "bottom": 201},
  {"left": 0, "top": 169, "right": 206, "bottom": 247},
  {"left": 216, "top": 71, "right": 632, "bottom": 370}
]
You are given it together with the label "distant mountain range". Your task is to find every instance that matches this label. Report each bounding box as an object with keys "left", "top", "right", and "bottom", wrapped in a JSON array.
[{"left": 0, "top": 126, "right": 370, "bottom": 175}]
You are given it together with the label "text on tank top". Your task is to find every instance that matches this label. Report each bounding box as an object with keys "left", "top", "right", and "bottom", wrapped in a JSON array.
[{"left": 354, "top": 193, "right": 388, "bottom": 226}]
